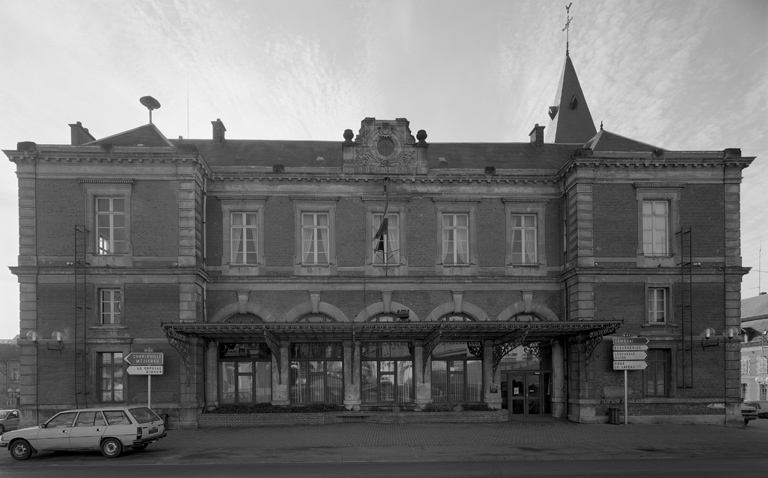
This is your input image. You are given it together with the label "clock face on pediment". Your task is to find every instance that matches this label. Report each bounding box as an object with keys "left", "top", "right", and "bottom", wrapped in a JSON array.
[{"left": 353, "top": 118, "right": 422, "bottom": 174}]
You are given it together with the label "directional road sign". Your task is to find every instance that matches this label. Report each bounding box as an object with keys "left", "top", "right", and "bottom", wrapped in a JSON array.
[
  {"left": 613, "top": 351, "right": 648, "bottom": 361},
  {"left": 613, "top": 361, "right": 648, "bottom": 370},
  {"left": 613, "top": 337, "right": 649, "bottom": 346},
  {"left": 126, "top": 365, "right": 164, "bottom": 375},
  {"left": 612, "top": 345, "right": 648, "bottom": 351},
  {"left": 124, "top": 352, "right": 164, "bottom": 366}
]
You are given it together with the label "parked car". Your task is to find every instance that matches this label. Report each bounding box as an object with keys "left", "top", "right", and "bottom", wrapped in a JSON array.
[
  {"left": 741, "top": 403, "right": 758, "bottom": 424},
  {"left": 745, "top": 401, "right": 768, "bottom": 419},
  {"left": 0, "top": 406, "right": 166, "bottom": 460},
  {"left": 0, "top": 409, "right": 21, "bottom": 434}
]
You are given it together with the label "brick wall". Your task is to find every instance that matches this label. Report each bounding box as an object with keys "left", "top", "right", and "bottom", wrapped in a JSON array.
[
  {"left": 680, "top": 184, "right": 725, "bottom": 257},
  {"left": 124, "top": 284, "right": 180, "bottom": 337},
  {"left": 476, "top": 199, "right": 505, "bottom": 267},
  {"left": 592, "top": 183, "right": 637, "bottom": 257},
  {"left": 132, "top": 180, "right": 179, "bottom": 257},
  {"left": 406, "top": 198, "right": 437, "bottom": 267},
  {"left": 336, "top": 197, "right": 365, "bottom": 267},
  {"left": 264, "top": 196, "right": 295, "bottom": 268},
  {"left": 36, "top": 179, "right": 83, "bottom": 256},
  {"left": 205, "top": 196, "right": 223, "bottom": 266}
]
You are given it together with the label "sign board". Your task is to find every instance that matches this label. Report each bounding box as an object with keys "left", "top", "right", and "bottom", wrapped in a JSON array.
[
  {"left": 126, "top": 365, "right": 164, "bottom": 375},
  {"left": 124, "top": 352, "right": 164, "bottom": 366},
  {"left": 612, "top": 345, "right": 648, "bottom": 351},
  {"left": 613, "top": 351, "right": 648, "bottom": 361},
  {"left": 613, "top": 337, "right": 649, "bottom": 346},
  {"left": 613, "top": 361, "right": 648, "bottom": 370}
]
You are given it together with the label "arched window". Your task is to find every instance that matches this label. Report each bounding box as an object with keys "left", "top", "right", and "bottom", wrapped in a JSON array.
[
  {"left": 296, "top": 314, "right": 336, "bottom": 323},
  {"left": 223, "top": 313, "right": 263, "bottom": 324}
]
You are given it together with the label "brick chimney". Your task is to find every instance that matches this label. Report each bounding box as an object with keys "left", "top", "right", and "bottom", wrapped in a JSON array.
[
  {"left": 69, "top": 121, "right": 96, "bottom": 145},
  {"left": 529, "top": 124, "right": 545, "bottom": 147},
  {"left": 212, "top": 118, "right": 227, "bottom": 145}
]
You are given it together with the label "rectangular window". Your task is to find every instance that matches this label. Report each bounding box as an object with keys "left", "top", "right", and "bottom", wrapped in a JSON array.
[
  {"left": 741, "top": 383, "right": 747, "bottom": 399},
  {"left": 11, "top": 368, "right": 20, "bottom": 381},
  {"left": 760, "top": 384, "right": 767, "bottom": 401},
  {"left": 302, "top": 212, "right": 329, "bottom": 265},
  {"left": 373, "top": 213, "right": 400, "bottom": 265},
  {"left": 231, "top": 212, "right": 259, "bottom": 264},
  {"left": 510, "top": 214, "right": 537, "bottom": 264},
  {"left": 647, "top": 288, "right": 667, "bottom": 323},
  {"left": 100, "top": 352, "right": 124, "bottom": 402},
  {"left": 100, "top": 289, "right": 122, "bottom": 325},
  {"left": 644, "top": 349, "right": 670, "bottom": 397},
  {"left": 96, "top": 198, "right": 126, "bottom": 254},
  {"left": 442, "top": 214, "right": 469, "bottom": 265},
  {"left": 642, "top": 200, "right": 668, "bottom": 256}
]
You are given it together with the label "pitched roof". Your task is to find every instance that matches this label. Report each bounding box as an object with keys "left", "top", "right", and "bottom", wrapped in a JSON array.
[
  {"left": 742, "top": 294, "right": 768, "bottom": 320},
  {"left": 545, "top": 55, "right": 597, "bottom": 144},
  {"left": 584, "top": 129, "right": 662, "bottom": 153},
  {"left": 86, "top": 123, "right": 174, "bottom": 148}
]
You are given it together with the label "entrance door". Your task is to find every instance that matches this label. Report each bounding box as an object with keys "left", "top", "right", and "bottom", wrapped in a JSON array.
[{"left": 507, "top": 372, "right": 551, "bottom": 416}]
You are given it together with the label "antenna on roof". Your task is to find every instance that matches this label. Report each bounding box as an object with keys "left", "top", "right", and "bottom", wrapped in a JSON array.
[
  {"left": 562, "top": 3, "right": 573, "bottom": 57},
  {"left": 139, "top": 96, "right": 162, "bottom": 124}
]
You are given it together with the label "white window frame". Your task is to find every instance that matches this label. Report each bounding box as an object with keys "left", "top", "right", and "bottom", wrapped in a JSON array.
[
  {"left": 82, "top": 181, "right": 133, "bottom": 267},
  {"left": 220, "top": 197, "right": 266, "bottom": 275},
  {"left": 441, "top": 213, "right": 469, "bottom": 265},
  {"left": 433, "top": 199, "right": 479, "bottom": 275},
  {"left": 647, "top": 287, "right": 668, "bottom": 324},
  {"left": 641, "top": 200, "right": 669, "bottom": 256},
  {"left": 504, "top": 199, "right": 548, "bottom": 276},
  {"left": 96, "top": 197, "right": 127, "bottom": 255},
  {"left": 372, "top": 212, "right": 401, "bottom": 265},
  {"left": 363, "top": 199, "right": 408, "bottom": 276},
  {"left": 292, "top": 198, "right": 338, "bottom": 275},
  {"left": 100, "top": 288, "right": 122, "bottom": 325},
  {"left": 635, "top": 184, "right": 682, "bottom": 267}
]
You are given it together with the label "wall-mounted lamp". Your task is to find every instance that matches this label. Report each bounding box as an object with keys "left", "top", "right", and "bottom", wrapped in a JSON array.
[
  {"left": 47, "top": 331, "right": 66, "bottom": 351},
  {"left": 26, "top": 330, "right": 39, "bottom": 345},
  {"left": 397, "top": 309, "right": 410, "bottom": 321},
  {"left": 701, "top": 327, "right": 743, "bottom": 350}
]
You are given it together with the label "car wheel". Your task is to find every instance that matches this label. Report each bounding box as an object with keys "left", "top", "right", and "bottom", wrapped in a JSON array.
[
  {"left": 10, "top": 439, "right": 32, "bottom": 460},
  {"left": 101, "top": 438, "right": 123, "bottom": 458},
  {"left": 744, "top": 418, "right": 749, "bottom": 425},
  {"left": 132, "top": 443, "right": 148, "bottom": 451}
]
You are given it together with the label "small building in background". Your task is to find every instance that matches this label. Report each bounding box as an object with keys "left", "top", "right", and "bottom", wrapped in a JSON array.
[
  {"left": 0, "top": 337, "right": 21, "bottom": 408},
  {"left": 741, "top": 294, "right": 768, "bottom": 401}
]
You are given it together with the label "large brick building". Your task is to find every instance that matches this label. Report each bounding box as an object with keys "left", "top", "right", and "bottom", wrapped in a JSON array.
[{"left": 5, "top": 52, "right": 754, "bottom": 428}]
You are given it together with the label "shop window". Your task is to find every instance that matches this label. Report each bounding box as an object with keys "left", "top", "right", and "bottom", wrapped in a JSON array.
[
  {"left": 100, "top": 289, "right": 122, "bottom": 325},
  {"left": 99, "top": 352, "right": 124, "bottom": 402},
  {"left": 290, "top": 343, "right": 343, "bottom": 404},
  {"left": 643, "top": 349, "right": 670, "bottom": 397},
  {"left": 361, "top": 342, "right": 413, "bottom": 404},
  {"left": 431, "top": 342, "right": 482, "bottom": 404},
  {"left": 219, "top": 343, "right": 271, "bottom": 404}
]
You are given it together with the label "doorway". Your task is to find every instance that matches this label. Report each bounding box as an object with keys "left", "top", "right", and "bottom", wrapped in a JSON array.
[{"left": 506, "top": 372, "right": 551, "bottom": 416}]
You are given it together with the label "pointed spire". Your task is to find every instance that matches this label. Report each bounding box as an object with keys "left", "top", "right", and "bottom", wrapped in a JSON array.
[{"left": 544, "top": 54, "right": 597, "bottom": 144}]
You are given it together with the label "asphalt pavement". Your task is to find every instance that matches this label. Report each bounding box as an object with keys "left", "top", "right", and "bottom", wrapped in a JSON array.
[{"left": 4, "top": 417, "right": 766, "bottom": 466}]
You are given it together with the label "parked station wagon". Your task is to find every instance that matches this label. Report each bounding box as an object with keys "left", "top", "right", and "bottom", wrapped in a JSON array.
[
  {"left": 0, "top": 410, "right": 21, "bottom": 434},
  {"left": 0, "top": 407, "right": 166, "bottom": 460}
]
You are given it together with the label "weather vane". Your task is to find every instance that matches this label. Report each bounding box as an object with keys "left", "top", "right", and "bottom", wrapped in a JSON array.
[{"left": 563, "top": 3, "right": 573, "bottom": 56}]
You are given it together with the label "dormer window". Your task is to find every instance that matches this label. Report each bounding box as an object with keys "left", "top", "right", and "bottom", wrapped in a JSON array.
[
  {"left": 569, "top": 95, "right": 579, "bottom": 109},
  {"left": 548, "top": 106, "right": 558, "bottom": 120}
]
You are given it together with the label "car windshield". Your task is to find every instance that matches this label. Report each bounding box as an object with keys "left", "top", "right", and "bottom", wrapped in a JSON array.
[{"left": 129, "top": 407, "right": 161, "bottom": 424}]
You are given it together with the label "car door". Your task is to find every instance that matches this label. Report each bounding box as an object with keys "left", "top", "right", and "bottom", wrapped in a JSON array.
[
  {"left": 36, "top": 412, "right": 78, "bottom": 450},
  {"left": 7, "top": 411, "right": 20, "bottom": 431},
  {"left": 69, "top": 411, "right": 107, "bottom": 449},
  {"left": 103, "top": 410, "right": 135, "bottom": 444}
]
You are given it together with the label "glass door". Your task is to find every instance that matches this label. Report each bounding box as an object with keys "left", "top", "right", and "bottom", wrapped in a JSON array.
[{"left": 507, "top": 372, "right": 551, "bottom": 416}]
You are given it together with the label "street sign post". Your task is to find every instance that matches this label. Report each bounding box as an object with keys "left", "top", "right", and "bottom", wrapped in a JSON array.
[
  {"left": 612, "top": 337, "right": 649, "bottom": 424},
  {"left": 612, "top": 351, "right": 648, "bottom": 361},
  {"left": 124, "top": 352, "right": 164, "bottom": 408},
  {"left": 126, "top": 365, "right": 164, "bottom": 375},
  {"left": 613, "top": 361, "right": 649, "bottom": 370}
]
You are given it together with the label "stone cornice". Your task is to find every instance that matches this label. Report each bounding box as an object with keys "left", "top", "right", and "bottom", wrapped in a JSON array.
[
  {"left": 558, "top": 155, "right": 754, "bottom": 180},
  {"left": 633, "top": 183, "right": 685, "bottom": 189},
  {"left": 79, "top": 179, "right": 135, "bottom": 185}
]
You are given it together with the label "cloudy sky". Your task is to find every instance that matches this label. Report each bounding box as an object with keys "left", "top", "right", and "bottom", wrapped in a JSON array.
[{"left": 0, "top": 0, "right": 765, "bottom": 338}]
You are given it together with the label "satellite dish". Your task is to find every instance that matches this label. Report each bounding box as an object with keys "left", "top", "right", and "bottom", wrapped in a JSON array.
[{"left": 139, "top": 96, "right": 161, "bottom": 123}]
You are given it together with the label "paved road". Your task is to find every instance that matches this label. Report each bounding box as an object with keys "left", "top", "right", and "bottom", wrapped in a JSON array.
[{"left": 1, "top": 417, "right": 767, "bottom": 469}]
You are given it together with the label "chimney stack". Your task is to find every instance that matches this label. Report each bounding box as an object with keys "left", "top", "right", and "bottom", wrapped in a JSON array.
[
  {"left": 529, "top": 124, "right": 545, "bottom": 147},
  {"left": 69, "top": 121, "right": 96, "bottom": 146},
  {"left": 212, "top": 118, "right": 227, "bottom": 145}
]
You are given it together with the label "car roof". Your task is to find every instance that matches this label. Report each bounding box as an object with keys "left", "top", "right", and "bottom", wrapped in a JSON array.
[{"left": 53, "top": 406, "right": 145, "bottom": 413}]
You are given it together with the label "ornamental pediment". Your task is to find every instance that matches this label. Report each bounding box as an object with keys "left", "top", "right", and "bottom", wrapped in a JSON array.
[{"left": 342, "top": 117, "right": 428, "bottom": 174}]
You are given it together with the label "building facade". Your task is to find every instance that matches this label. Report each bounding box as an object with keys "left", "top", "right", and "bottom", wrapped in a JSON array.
[
  {"left": 741, "top": 294, "right": 768, "bottom": 401},
  {"left": 0, "top": 338, "right": 21, "bottom": 408},
  {"left": 5, "top": 53, "right": 754, "bottom": 428}
]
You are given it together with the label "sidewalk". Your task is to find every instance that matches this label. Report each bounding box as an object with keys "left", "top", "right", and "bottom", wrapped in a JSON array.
[{"left": 2, "top": 419, "right": 767, "bottom": 465}]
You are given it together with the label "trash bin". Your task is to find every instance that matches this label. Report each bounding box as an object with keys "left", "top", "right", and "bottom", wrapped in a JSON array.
[{"left": 608, "top": 407, "right": 620, "bottom": 425}]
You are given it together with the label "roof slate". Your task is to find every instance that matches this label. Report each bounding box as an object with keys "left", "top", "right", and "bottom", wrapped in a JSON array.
[{"left": 742, "top": 294, "right": 768, "bottom": 320}]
